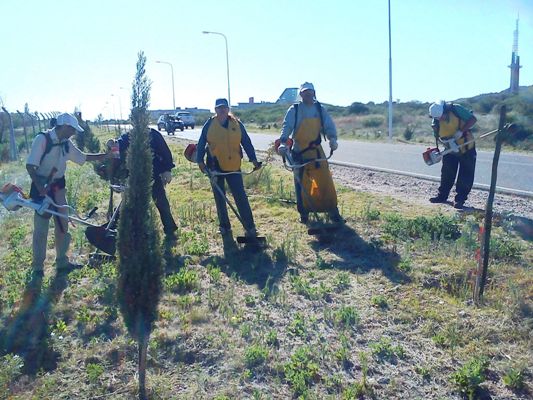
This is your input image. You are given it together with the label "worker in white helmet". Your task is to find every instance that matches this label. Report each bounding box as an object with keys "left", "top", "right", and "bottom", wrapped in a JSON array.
[{"left": 428, "top": 101, "right": 477, "bottom": 209}]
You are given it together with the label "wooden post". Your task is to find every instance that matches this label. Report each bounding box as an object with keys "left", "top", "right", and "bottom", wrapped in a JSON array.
[{"left": 474, "top": 105, "right": 506, "bottom": 303}]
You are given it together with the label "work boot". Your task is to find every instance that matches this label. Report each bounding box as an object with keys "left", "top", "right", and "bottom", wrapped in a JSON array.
[
  {"left": 429, "top": 195, "right": 448, "bottom": 204},
  {"left": 453, "top": 201, "right": 465, "bottom": 210},
  {"left": 57, "top": 261, "right": 83, "bottom": 274}
]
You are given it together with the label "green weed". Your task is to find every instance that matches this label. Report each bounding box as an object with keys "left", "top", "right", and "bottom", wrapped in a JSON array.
[
  {"left": 371, "top": 295, "right": 389, "bottom": 309},
  {"left": 502, "top": 365, "right": 525, "bottom": 391},
  {"left": 283, "top": 346, "right": 320, "bottom": 397},
  {"left": 163, "top": 268, "right": 200, "bottom": 293},
  {"left": 370, "top": 337, "right": 405, "bottom": 362},
  {"left": 0, "top": 354, "right": 24, "bottom": 394},
  {"left": 451, "top": 356, "right": 489, "bottom": 399},
  {"left": 383, "top": 213, "right": 460, "bottom": 241},
  {"left": 86, "top": 362, "right": 105, "bottom": 384},
  {"left": 244, "top": 344, "right": 269, "bottom": 369}
]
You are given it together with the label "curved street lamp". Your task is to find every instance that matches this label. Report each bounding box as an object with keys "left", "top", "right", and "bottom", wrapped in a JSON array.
[
  {"left": 156, "top": 60, "right": 176, "bottom": 111},
  {"left": 202, "top": 31, "right": 231, "bottom": 107}
]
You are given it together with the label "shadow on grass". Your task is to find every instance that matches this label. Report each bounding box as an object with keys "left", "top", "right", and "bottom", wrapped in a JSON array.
[
  {"left": 310, "top": 224, "right": 407, "bottom": 284},
  {"left": 507, "top": 215, "right": 533, "bottom": 242},
  {"left": 0, "top": 270, "right": 71, "bottom": 374},
  {"left": 201, "top": 235, "right": 285, "bottom": 292}
]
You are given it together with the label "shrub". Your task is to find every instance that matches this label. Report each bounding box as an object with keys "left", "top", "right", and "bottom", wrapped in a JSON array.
[
  {"left": 451, "top": 356, "right": 489, "bottom": 399},
  {"left": 361, "top": 115, "right": 384, "bottom": 128}
]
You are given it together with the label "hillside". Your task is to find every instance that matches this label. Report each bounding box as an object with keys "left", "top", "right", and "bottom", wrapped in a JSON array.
[
  {"left": 231, "top": 86, "right": 533, "bottom": 151},
  {"left": 0, "top": 134, "right": 531, "bottom": 399}
]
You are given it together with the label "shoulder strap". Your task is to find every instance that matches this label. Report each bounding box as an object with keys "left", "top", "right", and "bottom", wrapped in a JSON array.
[
  {"left": 38, "top": 131, "right": 69, "bottom": 165},
  {"left": 38, "top": 132, "right": 52, "bottom": 165},
  {"left": 315, "top": 101, "right": 325, "bottom": 140},
  {"left": 293, "top": 103, "right": 299, "bottom": 133}
]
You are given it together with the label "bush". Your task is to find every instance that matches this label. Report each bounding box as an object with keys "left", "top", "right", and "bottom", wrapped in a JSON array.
[
  {"left": 348, "top": 102, "right": 369, "bottom": 115},
  {"left": 361, "top": 115, "right": 385, "bottom": 128},
  {"left": 403, "top": 124, "right": 415, "bottom": 141}
]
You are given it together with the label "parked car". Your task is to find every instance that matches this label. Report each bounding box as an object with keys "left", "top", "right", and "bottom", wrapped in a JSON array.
[
  {"left": 157, "top": 114, "right": 184, "bottom": 134},
  {"left": 174, "top": 111, "right": 195, "bottom": 129}
]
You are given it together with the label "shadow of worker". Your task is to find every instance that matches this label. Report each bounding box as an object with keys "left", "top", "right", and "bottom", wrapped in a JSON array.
[
  {"left": 202, "top": 235, "right": 284, "bottom": 292},
  {"left": 310, "top": 224, "right": 408, "bottom": 284},
  {"left": 0, "top": 269, "right": 70, "bottom": 374}
]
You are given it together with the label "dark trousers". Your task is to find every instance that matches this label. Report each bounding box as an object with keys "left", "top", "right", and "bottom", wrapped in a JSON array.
[
  {"left": 438, "top": 147, "right": 477, "bottom": 203},
  {"left": 211, "top": 173, "right": 255, "bottom": 232},
  {"left": 152, "top": 176, "right": 177, "bottom": 235}
]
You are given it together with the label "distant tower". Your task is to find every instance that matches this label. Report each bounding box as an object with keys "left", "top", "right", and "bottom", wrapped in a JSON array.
[{"left": 508, "top": 17, "right": 521, "bottom": 94}]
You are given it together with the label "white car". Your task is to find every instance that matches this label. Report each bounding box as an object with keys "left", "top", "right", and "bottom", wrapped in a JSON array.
[{"left": 174, "top": 111, "right": 195, "bottom": 129}]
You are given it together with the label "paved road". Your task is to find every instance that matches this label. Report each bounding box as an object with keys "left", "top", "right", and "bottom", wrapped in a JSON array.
[{"left": 161, "top": 127, "right": 533, "bottom": 196}]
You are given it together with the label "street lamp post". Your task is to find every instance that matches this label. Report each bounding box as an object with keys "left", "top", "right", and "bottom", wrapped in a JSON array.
[
  {"left": 202, "top": 30, "right": 231, "bottom": 107},
  {"left": 111, "top": 93, "right": 122, "bottom": 131},
  {"left": 156, "top": 60, "right": 176, "bottom": 111}
]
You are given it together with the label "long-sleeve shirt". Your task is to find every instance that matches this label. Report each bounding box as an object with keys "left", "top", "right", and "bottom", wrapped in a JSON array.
[{"left": 280, "top": 101, "right": 337, "bottom": 145}]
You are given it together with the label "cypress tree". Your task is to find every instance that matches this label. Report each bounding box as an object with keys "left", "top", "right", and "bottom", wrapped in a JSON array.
[{"left": 117, "top": 51, "right": 162, "bottom": 400}]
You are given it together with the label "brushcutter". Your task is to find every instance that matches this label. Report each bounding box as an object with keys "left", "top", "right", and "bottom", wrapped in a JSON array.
[
  {"left": 422, "top": 128, "right": 499, "bottom": 166},
  {"left": 0, "top": 183, "right": 98, "bottom": 226},
  {"left": 274, "top": 139, "right": 342, "bottom": 236},
  {"left": 84, "top": 184, "right": 124, "bottom": 256},
  {"left": 184, "top": 143, "right": 266, "bottom": 245},
  {"left": 205, "top": 167, "right": 267, "bottom": 246}
]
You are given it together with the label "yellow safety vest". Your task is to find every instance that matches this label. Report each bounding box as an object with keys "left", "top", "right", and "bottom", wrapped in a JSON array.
[
  {"left": 206, "top": 116, "right": 242, "bottom": 171},
  {"left": 438, "top": 112, "right": 474, "bottom": 153}
]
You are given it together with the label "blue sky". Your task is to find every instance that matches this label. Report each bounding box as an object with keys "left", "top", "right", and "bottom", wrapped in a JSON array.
[{"left": 1, "top": 0, "right": 531, "bottom": 120}]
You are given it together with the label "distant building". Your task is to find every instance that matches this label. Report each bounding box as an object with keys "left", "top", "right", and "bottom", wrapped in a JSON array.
[
  {"left": 234, "top": 87, "right": 301, "bottom": 109},
  {"left": 508, "top": 18, "right": 521, "bottom": 94}
]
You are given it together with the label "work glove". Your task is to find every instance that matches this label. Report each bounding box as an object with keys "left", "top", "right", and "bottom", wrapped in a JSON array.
[
  {"left": 277, "top": 144, "right": 289, "bottom": 157},
  {"left": 329, "top": 138, "right": 338, "bottom": 151},
  {"left": 160, "top": 171, "right": 172, "bottom": 185},
  {"left": 442, "top": 138, "right": 460, "bottom": 153},
  {"left": 252, "top": 161, "right": 262, "bottom": 171}
]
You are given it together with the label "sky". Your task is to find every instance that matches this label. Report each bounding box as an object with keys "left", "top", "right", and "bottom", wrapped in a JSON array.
[{"left": 1, "top": 0, "right": 532, "bottom": 120}]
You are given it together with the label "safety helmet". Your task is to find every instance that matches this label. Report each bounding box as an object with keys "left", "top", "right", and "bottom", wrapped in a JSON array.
[{"left": 429, "top": 102, "right": 444, "bottom": 118}]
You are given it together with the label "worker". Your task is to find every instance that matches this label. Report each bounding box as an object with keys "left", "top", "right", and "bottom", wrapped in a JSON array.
[
  {"left": 428, "top": 101, "right": 477, "bottom": 209},
  {"left": 196, "top": 98, "right": 261, "bottom": 239},
  {"left": 278, "top": 82, "right": 342, "bottom": 224},
  {"left": 26, "top": 112, "right": 110, "bottom": 276}
]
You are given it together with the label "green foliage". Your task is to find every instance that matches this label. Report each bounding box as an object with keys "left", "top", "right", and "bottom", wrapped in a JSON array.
[
  {"left": 163, "top": 268, "right": 199, "bottom": 293},
  {"left": 361, "top": 115, "right": 385, "bottom": 128},
  {"left": 0, "top": 354, "right": 24, "bottom": 394},
  {"left": 75, "top": 116, "right": 100, "bottom": 153},
  {"left": 117, "top": 50, "right": 162, "bottom": 343},
  {"left": 451, "top": 356, "right": 489, "bottom": 399},
  {"left": 333, "top": 305, "right": 360, "bottom": 328},
  {"left": 244, "top": 344, "right": 269, "bottom": 369},
  {"left": 502, "top": 365, "right": 525, "bottom": 390},
  {"left": 370, "top": 337, "right": 405, "bottom": 362},
  {"left": 371, "top": 295, "right": 389, "bottom": 309},
  {"left": 348, "top": 102, "right": 369, "bottom": 115},
  {"left": 489, "top": 235, "right": 523, "bottom": 260},
  {"left": 383, "top": 213, "right": 460, "bottom": 241},
  {"left": 283, "top": 346, "right": 320, "bottom": 397},
  {"left": 86, "top": 362, "right": 105, "bottom": 384},
  {"left": 403, "top": 124, "right": 415, "bottom": 141}
]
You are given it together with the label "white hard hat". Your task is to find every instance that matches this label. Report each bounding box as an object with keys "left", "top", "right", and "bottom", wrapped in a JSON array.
[{"left": 428, "top": 102, "right": 444, "bottom": 118}]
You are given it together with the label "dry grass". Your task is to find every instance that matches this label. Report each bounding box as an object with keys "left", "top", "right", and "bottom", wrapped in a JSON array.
[{"left": 0, "top": 140, "right": 531, "bottom": 399}]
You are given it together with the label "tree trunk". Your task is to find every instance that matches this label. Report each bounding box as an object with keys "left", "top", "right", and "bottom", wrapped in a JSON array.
[{"left": 138, "top": 334, "right": 148, "bottom": 400}]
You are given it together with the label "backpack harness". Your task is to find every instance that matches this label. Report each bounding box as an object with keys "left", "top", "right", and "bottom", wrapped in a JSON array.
[{"left": 37, "top": 131, "right": 70, "bottom": 165}]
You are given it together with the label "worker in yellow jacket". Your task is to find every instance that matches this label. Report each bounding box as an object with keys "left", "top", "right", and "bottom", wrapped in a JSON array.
[
  {"left": 428, "top": 101, "right": 477, "bottom": 209},
  {"left": 196, "top": 98, "right": 261, "bottom": 238}
]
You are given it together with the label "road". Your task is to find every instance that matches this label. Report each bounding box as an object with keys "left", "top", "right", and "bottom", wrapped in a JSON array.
[{"left": 160, "top": 127, "right": 533, "bottom": 196}]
